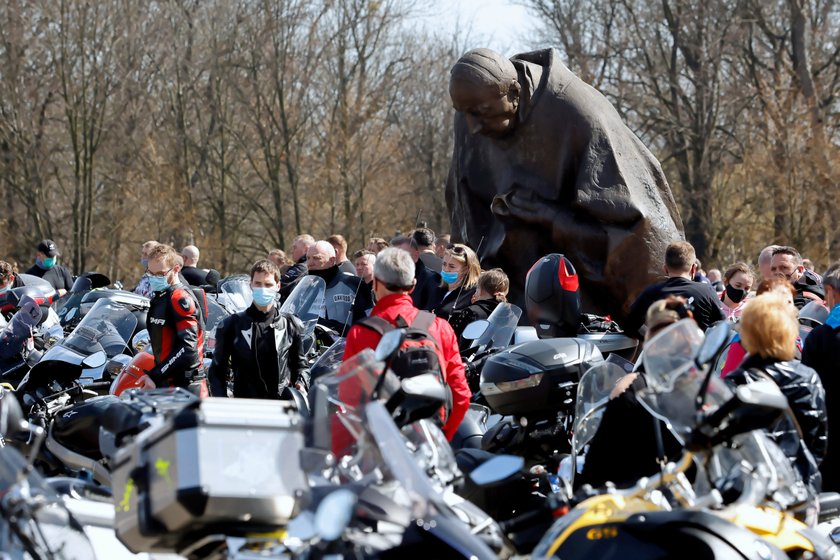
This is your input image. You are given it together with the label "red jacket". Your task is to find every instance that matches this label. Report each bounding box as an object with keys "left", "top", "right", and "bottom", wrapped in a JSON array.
[{"left": 343, "top": 293, "right": 471, "bottom": 440}]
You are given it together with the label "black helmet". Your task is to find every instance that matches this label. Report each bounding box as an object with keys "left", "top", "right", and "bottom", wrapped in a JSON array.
[{"left": 524, "top": 254, "right": 581, "bottom": 338}]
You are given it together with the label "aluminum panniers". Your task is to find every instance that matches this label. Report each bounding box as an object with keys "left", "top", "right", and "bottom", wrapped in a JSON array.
[{"left": 111, "top": 397, "right": 305, "bottom": 553}]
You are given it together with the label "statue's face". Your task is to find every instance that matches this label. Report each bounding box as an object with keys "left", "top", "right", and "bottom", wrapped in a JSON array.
[{"left": 450, "top": 79, "right": 518, "bottom": 137}]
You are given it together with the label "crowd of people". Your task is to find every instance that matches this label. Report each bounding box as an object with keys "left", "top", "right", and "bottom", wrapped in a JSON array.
[{"left": 1, "top": 230, "right": 837, "bottom": 493}]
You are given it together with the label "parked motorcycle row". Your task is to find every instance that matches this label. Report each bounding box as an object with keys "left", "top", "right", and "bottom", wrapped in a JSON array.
[{"left": 0, "top": 258, "right": 838, "bottom": 559}]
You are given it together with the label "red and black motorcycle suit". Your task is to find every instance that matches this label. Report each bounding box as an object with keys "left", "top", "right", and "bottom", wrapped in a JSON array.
[{"left": 147, "top": 283, "right": 206, "bottom": 388}]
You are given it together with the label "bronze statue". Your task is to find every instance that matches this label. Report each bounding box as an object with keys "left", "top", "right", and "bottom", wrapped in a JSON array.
[{"left": 446, "top": 48, "right": 684, "bottom": 320}]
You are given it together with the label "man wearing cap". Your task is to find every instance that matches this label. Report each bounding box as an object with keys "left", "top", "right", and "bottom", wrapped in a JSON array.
[{"left": 25, "top": 240, "right": 73, "bottom": 296}]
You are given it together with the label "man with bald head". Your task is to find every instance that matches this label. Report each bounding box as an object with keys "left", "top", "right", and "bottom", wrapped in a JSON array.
[
  {"left": 180, "top": 245, "right": 210, "bottom": 286},
  {"left": 447, "top": 48, "right": 684, "bottom": 320}
]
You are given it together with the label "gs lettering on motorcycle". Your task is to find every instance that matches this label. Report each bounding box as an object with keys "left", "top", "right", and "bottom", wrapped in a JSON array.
[{"left": 586, "top": 526, "right": 618, "bottom": 540}]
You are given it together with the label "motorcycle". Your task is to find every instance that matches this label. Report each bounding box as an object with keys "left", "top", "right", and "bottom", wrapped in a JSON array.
[
  {"left": 295, "top": 339, "right": 511, "bottom": 558},
  {"left": 0, "top": 296, "right": 55, "bottom": 385},
  {"left": 0, "top": 274, "right": 57, "bottom": 319},
  {"left": 530, "top": 319, "right": 839, "bottom": 559},
  {"left": 0, "top": 390, "right": 97, "bottom": 559}
]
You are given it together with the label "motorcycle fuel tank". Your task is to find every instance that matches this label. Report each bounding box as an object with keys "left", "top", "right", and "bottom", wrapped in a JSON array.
[{"left": 479, "top": 337, "right": 603, "bottom": 417}]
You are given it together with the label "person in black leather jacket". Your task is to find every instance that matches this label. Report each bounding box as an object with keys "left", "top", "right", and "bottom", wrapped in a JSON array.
[
  {"left": 726, "top": 292, "right": 828, "bottom": 492},
  {"left": 208, "top": 259, "right": 310, "bottom": 399}
]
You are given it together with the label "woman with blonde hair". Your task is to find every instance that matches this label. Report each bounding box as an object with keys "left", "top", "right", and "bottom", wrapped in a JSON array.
[
  {"left": 726, "top": 293, "right": 827, "bottom": 490},
  {"left": 434, "top": 243, "right": 481, "bottom": 320}
]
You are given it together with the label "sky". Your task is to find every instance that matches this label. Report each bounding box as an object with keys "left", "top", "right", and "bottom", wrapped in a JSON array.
[{"left": 412, "top": 0, "right": 541, "bottom": 55}]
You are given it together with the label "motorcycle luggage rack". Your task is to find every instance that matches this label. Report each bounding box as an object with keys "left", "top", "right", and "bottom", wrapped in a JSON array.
[{"left": 122, "top": 387, "right": 199, "bottom": 413}]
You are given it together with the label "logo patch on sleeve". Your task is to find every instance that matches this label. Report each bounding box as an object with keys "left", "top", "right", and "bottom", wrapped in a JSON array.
[{"left": 178, "top": 297, "right": 192, "bottom": 313}]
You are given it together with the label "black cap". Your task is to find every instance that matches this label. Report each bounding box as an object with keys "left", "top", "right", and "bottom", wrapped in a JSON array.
[{"left": 37, "top": 239, "right": 60, "bottom": 257}]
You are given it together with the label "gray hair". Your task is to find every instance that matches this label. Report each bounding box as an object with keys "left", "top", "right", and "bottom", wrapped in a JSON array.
[
  {"left": 374, "top": 248, "right": 415, "bottom": 289},
  {"left": 824, "top": 261, "right": 840, "bottom": 292},
  {"left": 293, "top": 234, "right": 316, "bottom": 249},
  {"left": 312, "top": 240, "right": 336, "bottom": 258},
  {"left": 758, "top": 244, "right": 782, "bottom": 266}
]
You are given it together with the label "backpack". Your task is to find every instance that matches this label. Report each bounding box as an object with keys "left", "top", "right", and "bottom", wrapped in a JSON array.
[{"left": 357, "top": 311, "right": 450, "bottom": 420}]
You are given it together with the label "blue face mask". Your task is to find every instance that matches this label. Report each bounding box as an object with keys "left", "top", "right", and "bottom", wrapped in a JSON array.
[
  {"left": 441, "top": 271, "right": 459, "bottom": 285},
  {"left": 148, "top": 275, "right": 170, "bottom": 293},
  {"left": 252, "top": 287, "right": 278, "bottom": 307},
  {"left": 140, "top": 257, "right": 149, "bottom": 268},
  {"left": 0, "top": 282, "right": 10, "bottom": 294},
  {"left": 37, "top": 257, "right": 56, "bottom": 269}
]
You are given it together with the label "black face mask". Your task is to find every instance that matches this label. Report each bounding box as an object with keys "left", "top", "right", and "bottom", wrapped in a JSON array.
[
  {"left": 309, "top": 265, "right": 338, "bottom": 283},
  {"left": 725, "top": 284, "right": 748, "bottom": 304}
]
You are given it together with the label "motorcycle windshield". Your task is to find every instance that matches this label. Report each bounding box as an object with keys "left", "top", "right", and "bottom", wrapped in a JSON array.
[
  {"left": 471, "top": 302, "right": 522, "bottom": 349},
  {"left": 310, "top": 338, "right": 347, "bottom": 376},
  {"left": 638, "top": 320, "right": 732, "bottom": 443},
  {"left": 309, "top": 350, "right": 398, "bottom": 460},
  {"left": 799, "top": 300, "right": 828, "bottom": 325},
  {"left": 641, "top": 319, "right": 705, "bottom": 394},
  {"left": 217, "top": 274, "right": 253, "bottom": 312},
  {"left": 280, "top": 275, "right": 326, "bottom": 340},
  {"left": 571, "top": 362, "right": 628, "bottom": 454},
  {"left": 400, "top": 418, "right": 461, "bottom": 490},
  {"left": 203, "top": 298, "right": 228, "bottom": 354},
  {"left": 62, "top": 298, "right": 137, "bottom": 358},
  {"left": 0, "top": 447, "right": 95, "bottom": 559},
  {"left": 707, "top": 430, "right": 805, "bottom": 508}
]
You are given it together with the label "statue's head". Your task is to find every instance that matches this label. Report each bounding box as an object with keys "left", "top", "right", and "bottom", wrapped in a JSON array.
[{"left": 449, "top": 49, "right": 521, "bottom": 138}]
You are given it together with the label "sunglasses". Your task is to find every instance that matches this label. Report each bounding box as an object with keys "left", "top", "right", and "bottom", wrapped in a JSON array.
[
  {"left": 145, "top": 267, "right": 174, "bottom": 278},
  {"left": 446, "top": 244, "right": 467, "bottom": 255}
]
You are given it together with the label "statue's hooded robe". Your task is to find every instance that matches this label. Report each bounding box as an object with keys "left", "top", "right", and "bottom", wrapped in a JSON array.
[{"left": 446, "top": 48, "right": 684, "bottom": 320}]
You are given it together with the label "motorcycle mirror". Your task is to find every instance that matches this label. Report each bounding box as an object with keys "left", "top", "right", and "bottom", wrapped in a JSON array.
[
  {"left": 82, "top": 351, "right": 107, "bottom": 369},
  {"left": 205, "top": 269, "right": 221, "bottom": 288},
  {"left": 695, "top": 321, "right": 731, "bottom": 366},
  {"left": 314, "top": 488, "right": 357, "bottom": 542},
  {"left": 131, "top": 330, "right": 150, "bottom": 353},
  {"left": 375, "top": 329, "right": 404, "bottom": 363},
  {"left": 693, "top": 321, "right": 732, "bottom": 411},
  {"left": 386, "top": 373, "right": 447, "bottom": 427},
  {"left": 0, "top": 388, "right": 27, "bottom": 437},
  {"left": 469, "top": 454, "right": 525, "bottom": 487},
  {"left": 462, "top": 320, "right": 489, "bottom": 341}
]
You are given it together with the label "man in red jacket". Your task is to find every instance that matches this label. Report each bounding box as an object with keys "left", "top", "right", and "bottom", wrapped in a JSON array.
[{"left": 343, "top": 247, "right": 471, "bottom": 440}]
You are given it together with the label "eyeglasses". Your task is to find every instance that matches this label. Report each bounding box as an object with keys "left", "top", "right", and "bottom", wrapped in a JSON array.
[{"left": 145, "top": 267, "right": 174, "bottom": 278}]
